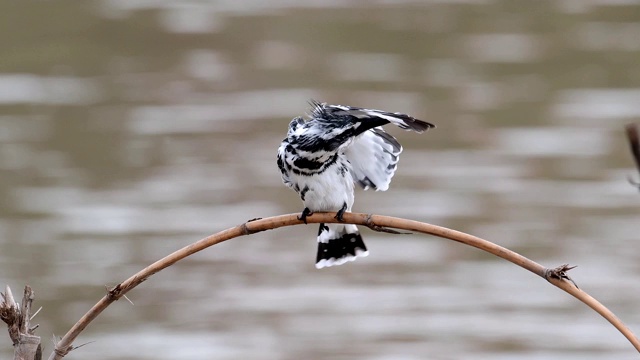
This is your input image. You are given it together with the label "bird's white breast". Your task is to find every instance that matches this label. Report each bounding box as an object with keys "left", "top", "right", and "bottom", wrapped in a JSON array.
[{"left": 291, "top": 156, "right": 355, "bottom": 212}]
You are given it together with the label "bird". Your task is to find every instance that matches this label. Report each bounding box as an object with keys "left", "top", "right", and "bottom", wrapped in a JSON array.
[{"left": 276, "top": 100, "right": 435, "bottom": 269}]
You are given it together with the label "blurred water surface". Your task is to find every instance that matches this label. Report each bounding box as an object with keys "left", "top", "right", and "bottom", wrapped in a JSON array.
[{"left": 1, "top": 1, "right": 640, "bottom": 359}]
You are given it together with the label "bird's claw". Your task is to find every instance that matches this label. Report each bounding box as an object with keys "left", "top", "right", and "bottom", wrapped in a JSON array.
[
  {"left": 334, "top": 203, "right": 347, "bottom": 222},
  {"left": 298, "top": 208, "right": 313, "bottom": 224}
]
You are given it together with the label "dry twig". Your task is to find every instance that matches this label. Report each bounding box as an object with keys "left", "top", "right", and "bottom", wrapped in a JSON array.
[
  {"left": 47, "top": 213, "right": 640, "bottom": 359},
  {"left": 1, "top": 285, "right": 42, "bottom": 360}
]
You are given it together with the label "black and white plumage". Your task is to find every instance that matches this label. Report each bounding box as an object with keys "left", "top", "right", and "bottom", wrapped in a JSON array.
[{"left": 277, "top": 100, "right": 435, "bottom": 269}]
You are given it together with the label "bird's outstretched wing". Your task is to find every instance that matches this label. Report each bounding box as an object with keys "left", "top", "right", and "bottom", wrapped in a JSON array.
[
  {"left": 310, "top": 101, "right": 433, "bottom": 191},
  {"left": 310, "top": 101, "right": 436, "bottom": 133},
  {"left": 343, "top": 127, "right": 402, "bottom": 191}
]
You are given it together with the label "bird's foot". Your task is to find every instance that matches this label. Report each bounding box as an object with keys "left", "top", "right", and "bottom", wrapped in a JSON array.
[
  {"left": 334, "top": 203, "right": 347, "bottom": 222},
  {"left": 298, "top": 207, "right": 313, "bottom": 224}
]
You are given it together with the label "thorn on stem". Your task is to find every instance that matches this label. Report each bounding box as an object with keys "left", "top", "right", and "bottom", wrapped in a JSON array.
[
  {"left": 30, "top": 306, "right": 42, "bottom": 321},
  {"left": 364, "top": 214, "right": 412, "bottom": 234},
  {"left": 545, "top": 263, "right": 579, "bottom": 289},
  {"left": 122, "top": 294, "right": 134, "bottom": 306},
  {"left": 72, "top": 340, "right": 96, "bottom": 350},
  {"left": 106, "top": 284, "right": 123, "bottom": 300}
]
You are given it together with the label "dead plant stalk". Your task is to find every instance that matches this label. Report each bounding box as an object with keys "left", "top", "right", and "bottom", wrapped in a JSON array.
[{"left": 47, "top": 212, "right": 640, "bottom": 359}]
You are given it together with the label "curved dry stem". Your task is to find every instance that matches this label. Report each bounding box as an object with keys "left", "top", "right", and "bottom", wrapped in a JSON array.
[{"left": 48, "top": 213, "right": 640, "bottom": 359}]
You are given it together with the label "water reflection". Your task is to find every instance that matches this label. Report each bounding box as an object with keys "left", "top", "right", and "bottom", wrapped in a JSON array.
[{"left": 1, "top": 1, "right": 639, "bottom": 359}]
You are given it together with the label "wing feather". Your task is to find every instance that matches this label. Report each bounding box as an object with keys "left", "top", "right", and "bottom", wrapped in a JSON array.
[
  {"left": 310, "top": 100, "right": 435, "bottom": 133},
  {"left": 343, "top": 127, "right": 402, "bottom": 191}
]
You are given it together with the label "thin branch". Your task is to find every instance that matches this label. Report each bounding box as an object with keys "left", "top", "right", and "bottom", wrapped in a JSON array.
[
  {"left": 48, "top": 213, "right": 640, "bottom": 359},
  {"left": 30, "top": 307, "right": 43, "bottom": 322},
  {"left": 625, "top": 123, "right": 640, "bottom": 189}
]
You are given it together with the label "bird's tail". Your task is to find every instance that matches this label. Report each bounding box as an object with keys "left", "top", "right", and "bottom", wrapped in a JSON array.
[{"left": 316, "top": 223, "right": 369, "bottom": 269}]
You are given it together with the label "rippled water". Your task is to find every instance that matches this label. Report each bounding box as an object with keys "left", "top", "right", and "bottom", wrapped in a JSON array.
[{"left": 1, "top": 1, "right": 640, "bottom": 359}]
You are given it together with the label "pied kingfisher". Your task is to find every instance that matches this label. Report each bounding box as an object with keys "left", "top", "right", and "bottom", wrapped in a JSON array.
[{"left": 277, "top": 100, "right": 435, "bottom": 269}]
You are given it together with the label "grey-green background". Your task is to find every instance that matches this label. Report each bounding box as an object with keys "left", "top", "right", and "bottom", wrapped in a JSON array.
[{"left": 1, "top": 1, "right": 639, "bottom": 359}]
